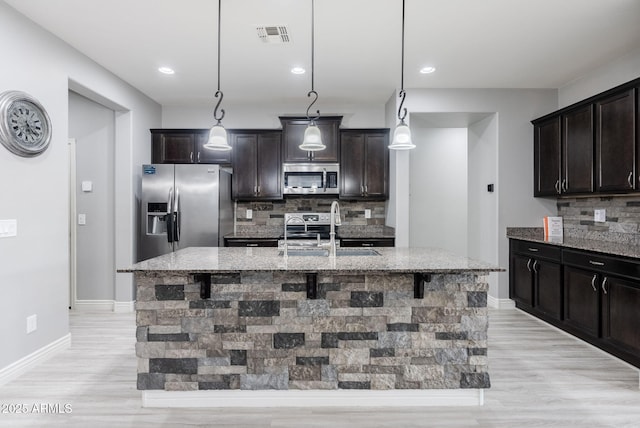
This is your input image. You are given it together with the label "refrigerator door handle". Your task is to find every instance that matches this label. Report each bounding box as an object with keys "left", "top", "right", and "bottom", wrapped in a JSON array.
[
  {"left": 174, "top": 187, "right": 181, "bottom": 242},
  {"left": 166, "top": 187, "right": 175, "bottom": 243}
]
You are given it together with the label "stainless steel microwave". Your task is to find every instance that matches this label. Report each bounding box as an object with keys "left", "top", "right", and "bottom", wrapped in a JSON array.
[{"left": 282, "top": 163, "right": 339, "bottom": 195}]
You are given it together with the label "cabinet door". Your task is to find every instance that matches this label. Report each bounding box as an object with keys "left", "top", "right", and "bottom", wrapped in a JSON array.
[
  {"left": 363, "top": 133, "right": 389, "bottom": 199},
  {"left": 256, "top": 132, "right": 282, "bottom": 200},
  {"left": 534, "top": 259, "right": 562, "bottom": 320},
  {"left": 195, "top": 131, "right": 232, "bottom": 164},
  {"left": 563, "top": 266, "right": 600, "bottom": 338},
  {"left": 281, "top": 117, "right": 340, "bottom": 163},
  {"left": 601, "top": 275, "right": 640, "bottom": 361},
  {"left": 563, "top": 105, "right": 594, "bottom": 194},
  {"left": 152, "top": 132, "right": 195, "bottom": 163},
  {"left": 340, "top": 132, "right": 366, "bottom": 198},
  {"left": 510, "top": 254, "right": 534, "bottom": 309},
  {"left": 596, "top": 89, "right": 636, "bottom": 192},
  {"left": 534, "top": 116, "right": 561, "bottom": 196},
  {"left": 231, "top": 134, "right": 258, "bottom": 199}
]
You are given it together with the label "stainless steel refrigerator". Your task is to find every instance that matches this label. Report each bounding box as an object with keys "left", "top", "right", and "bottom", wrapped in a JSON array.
[{"left": 138, "top": 164, "right": 232, "bottom": 261}]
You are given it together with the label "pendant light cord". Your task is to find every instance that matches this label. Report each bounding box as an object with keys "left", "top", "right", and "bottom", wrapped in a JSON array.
[
  {"left": 213, "top": 0, "right": 225, "bottom": 122},
  {"left": 397, "top": 0, "right": 407, "bottom": 122},
  {"left": 306, "top": 0, "right": 320, "bottom": 122}
]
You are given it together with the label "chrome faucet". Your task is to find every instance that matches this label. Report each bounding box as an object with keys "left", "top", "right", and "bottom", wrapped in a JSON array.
[
  {"left": 329, "top": 200, "right": 342, "bottom": 257},
  {"left": 283, "top": 215, "right": 307, "bottom": 258}
]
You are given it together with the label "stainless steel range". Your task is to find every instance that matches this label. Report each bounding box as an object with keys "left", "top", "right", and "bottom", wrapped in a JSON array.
[{"left": 280, "top": 212, "right": 334, "bottom": 247}]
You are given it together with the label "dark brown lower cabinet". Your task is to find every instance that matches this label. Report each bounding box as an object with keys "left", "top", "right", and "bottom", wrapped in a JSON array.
[
  {"left": 511, "top": 240, "right": 640, "bottom": 368},
  {"left": 509, "top": 240, "right": 562, "bottom": 323},
  {"left": 563, "top": 266, "right": 600, "bottom": 339}
]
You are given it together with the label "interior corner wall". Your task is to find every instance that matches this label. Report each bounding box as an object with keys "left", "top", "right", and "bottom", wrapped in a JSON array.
[
  {"left": 0, "top": 2, "right": 160, "bottom": 371},
  {"left": 399, "top": 89, "right": 557, "bottom": 299},
  {"left": 558, "top": 47, "right": 640, "bottom": 108}
]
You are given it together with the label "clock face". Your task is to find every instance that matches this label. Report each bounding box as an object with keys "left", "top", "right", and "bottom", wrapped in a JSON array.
[
  {"left": 9, "top": 101, "right": 47, "bottom": 146},
  {"left": 0, "top": 91, "right": 52, "bottom": 157}
]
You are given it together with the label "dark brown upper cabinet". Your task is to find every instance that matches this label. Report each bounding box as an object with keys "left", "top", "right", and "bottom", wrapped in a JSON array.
[
  {"left": 280, "top": 116, "right": 342, "bottom": 163},
  {"left": 595, "top": 88, "right": 636, "bottom": 193},
  {"left": 230, "top": 130, "right": 282, "bottom": 201},
  {"left": 533, "top": 116, "right": 561, "bottom": 196},
  {"left": 563, "top": 105, "right": 594, "bottom": 194},
  {"left": 532, "top": 76, "right": 640, "bottom": 198},
  {"left": 339, "top": 129, "right": 389, "bottom": 200},
  {"left": 151, "top": 129, "right": 231, "bottom": 164}
]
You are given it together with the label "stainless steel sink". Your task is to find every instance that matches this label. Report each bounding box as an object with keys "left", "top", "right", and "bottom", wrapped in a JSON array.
[{"left": 278, "top": 248, "right": 380, "bottom": 257}]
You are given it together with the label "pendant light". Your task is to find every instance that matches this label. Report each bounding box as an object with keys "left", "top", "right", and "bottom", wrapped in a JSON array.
[
  {"left": 204, "top": 0, "right": 232, "bottom": 151},
  {"left": 299, "top": 0, "right": 325, "bottom": 151},
  {"left": 389, "top": 0, "right": 415, "bottom": 150}
]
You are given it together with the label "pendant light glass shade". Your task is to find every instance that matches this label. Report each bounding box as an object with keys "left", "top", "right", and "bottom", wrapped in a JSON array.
[
  {"left": 389, "top": 119, "right": 415, "bottom": 150},
  {"left": 300, "top": 122, "right": 325, "bottom": 151},
  {"left": 204, "top": 122, "right": 231, "bottom": 151}
]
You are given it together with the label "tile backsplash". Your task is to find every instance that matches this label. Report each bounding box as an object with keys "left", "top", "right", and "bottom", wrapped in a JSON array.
[
  {"left": 557, "top": 196, "right": 640, "bottom": 245},
  {"left": 234, "top": 199, "right": 388, "bottom": 236}
]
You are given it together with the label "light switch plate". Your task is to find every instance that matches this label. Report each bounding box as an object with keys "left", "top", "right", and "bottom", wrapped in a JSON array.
[
  {"left": 246, "top": 209, "right": 253, "bottom": 220},
  {"left": 0, "top": 219, "right": 17, "bottom": 237},
  {"left": 364, "top": 209, "right": 371, "bottom": 219},
  {"left": 81, "top": 181, "right": 93, "bottom": 192},
  {"left": 594, "top": 209, "right": 606, "bottom": 223},
  {"left": 78, "top": 214, "right": 87, "bottom": 225}
]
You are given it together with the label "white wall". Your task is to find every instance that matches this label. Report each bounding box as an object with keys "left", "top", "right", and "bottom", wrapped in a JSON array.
[
  {"left": 409, "top": 127, "right": 468, "bottom": 254},
  {"left": 391, "top": 89, "right": 558, "bottom": 300},
  {"left": 0, "top": 2, "right": 160, "bottom": 371},
  {"left": 69, "top": 91, "right": 115, "bottom": 301},
  {"left": 467, "top": 115, "right": 499, "bottom": 298},
  {"left": 558, "top": 47, "right": 640, "bottom": 108},
  {"left": 162, "top": 101, "right": 385, "bottom": 129}
]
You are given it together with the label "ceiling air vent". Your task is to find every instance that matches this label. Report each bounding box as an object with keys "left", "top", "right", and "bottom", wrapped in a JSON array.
[{"left": 257, "top": 26, "right": 290, "bottom": 43}]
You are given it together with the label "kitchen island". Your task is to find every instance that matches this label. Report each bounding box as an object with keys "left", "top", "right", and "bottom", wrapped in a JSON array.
[{"left": 121, "top": 247, "right": 502, "bottom": 407}]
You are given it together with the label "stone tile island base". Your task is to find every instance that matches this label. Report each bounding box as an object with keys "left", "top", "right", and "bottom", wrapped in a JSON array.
[{"left": 135, "top": 271, "right": 490, "bottom": 407}]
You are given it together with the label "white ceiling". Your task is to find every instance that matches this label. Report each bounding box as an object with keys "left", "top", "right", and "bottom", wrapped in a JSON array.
[{"left": 4, "top": 0, "right": 640, "bottom": 107}]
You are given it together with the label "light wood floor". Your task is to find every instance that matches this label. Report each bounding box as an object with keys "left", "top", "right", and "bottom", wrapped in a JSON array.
[{"left": 1, "top": 308, "right": 639, "bottom": 427}]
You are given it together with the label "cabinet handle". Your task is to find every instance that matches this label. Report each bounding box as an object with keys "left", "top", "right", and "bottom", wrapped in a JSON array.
[
  {"left": 532, "top": 260, "right": 539, "bottom": 273},
  {"left": 562, "top": 179, "right": 567, "bottom": 192},
  {"left": 197, "top": 151, "right": 201, "bottom": 162},
  {"left": 526, "top": 259, "right": 532, "bottom": 272},
  {"left": 246, "top": 243, "right": 259, "bottom": 247},
  {"left": 591, "top": 274, "right": 598, "bottom": 292},
  {"left": 628, "top": 172, "right": 633, "bottom": 188},
  {"left": 364, "top": 185, "right": 368, "bottom": 195},
  {"left": 190, "top": 151, "right": 194, "bottom": 163},
  {"left": 601, "top": 277, "right": 608, "bottom": 295},
  {"left": 527, "top": 248, "right": 539, "bottom": 252},
  {"left": 589, "top": 260, "right": 605, "bottom": 266},
  {"left": 253, "top": 185, "right": 258, "bottom": 195},
  {"left": 360, "top": 185, "right": 364, "bottom": 196},
  {"left": 555, "top": 180, "right": 561, "bottom": 194},
  {"left": 257, "top": 185, "right": 261, "bottom": 195}
]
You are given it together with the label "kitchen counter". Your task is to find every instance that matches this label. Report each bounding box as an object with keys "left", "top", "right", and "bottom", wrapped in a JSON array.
[
  {"left": 122, "top": 246, "right": 499, "bottom": 274},
  {"left": 122, "top": 247, "right": 501, "bottom": 408},
  {"left": 507, "top": 227, "right": 640, "bottom": 259}
]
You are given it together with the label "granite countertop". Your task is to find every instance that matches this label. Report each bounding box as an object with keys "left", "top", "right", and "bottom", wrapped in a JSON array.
[
  {"left": 507, "top": 227, "right": 640, "bottom": 259},
  {"left": 119, "top": 246, "right": 502, "bottom": 274}
]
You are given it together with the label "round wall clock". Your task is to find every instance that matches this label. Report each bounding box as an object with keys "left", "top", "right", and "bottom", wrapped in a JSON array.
[{"left": 0, "top": 90, "right": 52, "bottom": 157}]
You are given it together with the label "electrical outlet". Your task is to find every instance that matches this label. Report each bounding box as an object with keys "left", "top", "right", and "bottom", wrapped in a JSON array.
[
  {"left": 26, "top": 314, "right": 37, "bottom": 334},
  {"left": 594, "top": 209, "right": 606, "bottom": 223},
  {"left": 364, "top": 209, "right": 371, "bottom": 219},
  {"left": 78, "top": 214, "right": 86, "bottom": 225},
  {"left": 246, "top": 209, "right": 253, "bottom": 220}
]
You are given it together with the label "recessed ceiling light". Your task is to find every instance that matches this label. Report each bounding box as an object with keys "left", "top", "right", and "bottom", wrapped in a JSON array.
[
  {"left": 158, "top": 67, "right": 175, "bottom": 75},
  {"left": 291, "top": 67, "right": 306, "bottom": 75},
  {"left": 420, "top": 66, "right": 436, "bottom": 74}
]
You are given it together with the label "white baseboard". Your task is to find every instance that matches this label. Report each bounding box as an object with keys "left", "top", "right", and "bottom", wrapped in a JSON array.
[
  {"left": 142, "top": 389, "right": 484, "bottom": 408},
  {"left": 114, "top": 301, "right": 135, "bottom": 313},
  {"left": 0, "top": 333, "right": 71, "bottom": 387},
  {"left": 488, "top": 295, "right": 516, "bottom": 309},
  {"left": 74, "top": 300, "right": 134, "bottom": 313}
]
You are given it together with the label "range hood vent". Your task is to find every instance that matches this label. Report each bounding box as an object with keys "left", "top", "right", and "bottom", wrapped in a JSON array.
[{"left": 256, "top": 26, "right": 290, "bottom": 43}]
